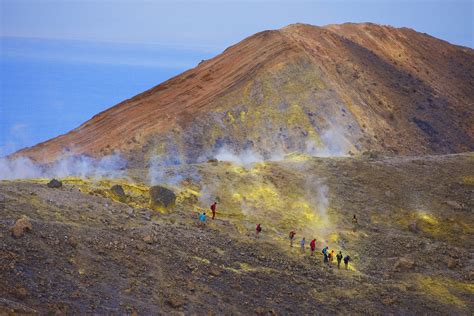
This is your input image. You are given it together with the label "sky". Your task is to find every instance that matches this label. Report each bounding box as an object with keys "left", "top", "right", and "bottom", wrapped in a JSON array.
[{"left": 1, "top": 0, "right": 473, "bottom": 156}]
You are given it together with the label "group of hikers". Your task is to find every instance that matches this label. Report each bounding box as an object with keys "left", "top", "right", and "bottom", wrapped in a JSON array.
[
  {"left": 198, "top": 202, "right": 353, "bottom": 270},
  {"left": 289, "top": 229, "right": 351, "bottom": 269},
  {"left": 197, "top": 201, "right": 217, "bottom": 226}
]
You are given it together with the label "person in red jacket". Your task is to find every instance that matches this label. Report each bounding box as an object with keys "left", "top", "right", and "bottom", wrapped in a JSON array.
[
  {"left": 310, "top": 239, "right": 316, "bottom": 256},
  {"left": 210, "top": 202, "right": 217, "bottom": 220},
  {"left": 256, "top": 224, "right": 262, "bottom": 238}
]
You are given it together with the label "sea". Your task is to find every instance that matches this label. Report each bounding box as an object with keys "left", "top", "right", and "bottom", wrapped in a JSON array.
[{"left": 0, "top": 36, "right": 214, "bottom": 157}]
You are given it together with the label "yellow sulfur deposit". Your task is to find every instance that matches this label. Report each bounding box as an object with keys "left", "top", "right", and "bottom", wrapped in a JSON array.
[{"left": 415, "top": 275, "right": 473, "bottom": 307}]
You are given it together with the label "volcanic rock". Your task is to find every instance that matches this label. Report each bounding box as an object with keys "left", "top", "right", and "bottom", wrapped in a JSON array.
[
  {"left": 394, "top": 257, "right": 415, "bottom": 272},
  {"left": 408, "top": 221, "right": 419, "bottom": 233},
  {"left": 447, "top": 258, "right": 458, "bottom": 269},
  {"left": 110, "top": 184, "right": 126, "bottom": 202},
  {"left": 13, "top": 286, "right": 28, "bottom": 300},
  {"left": 143, "top": 235, "right": 154, "bottom": 244},
  {"left": 468, "top": 270, "right": 474, "bottom": 281},
  {"left": 149, "top": 185, "right": 176, "bottom": 210},
  {"left": 67, "top": 236, "right": 78, "bottom": 248},
  {"left": 10, "top": 216, "right": 33, "bottom": 238},
  {"left": 47, "top": 179, "right": 62, "bottom": 188},
  {"left": 384, "top": 190, "right": 394, "bottom": 198},
  {"left": 446, "top": 200, "right": 463, "bottom": 210},
  {"left": 166, "top": 297, "right": 185, "bottom": 309}
]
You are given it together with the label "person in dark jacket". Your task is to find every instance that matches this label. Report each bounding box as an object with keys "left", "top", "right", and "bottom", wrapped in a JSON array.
[
  {"left": 344, "top": 255, "right": 351, "bottom": 270},
  {"left": 336, "top": 251, "right": 343, "bottom": 269},
  {"left": 256, "top": 224, "right": 262, "bottom": 238}
]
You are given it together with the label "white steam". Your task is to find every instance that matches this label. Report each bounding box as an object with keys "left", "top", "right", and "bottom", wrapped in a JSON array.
[
  {"left": 212, "top": 126, "right": 350, "bottom": 166},
  {"left": 309, "top": 182, "right": 332, "bottom": 233},
  {"left": 305, "top": 126, "right": 351, "bottom": 157},
  {"left": 0, "top": 154, "right": 127, "bottom": 180},
  {"left": 148, "top": 155, "right": 182, "bottom": 186},
  {"left": 214, "top": 147, "right": 265, "bottom": 166},
  {"left": 148, "top": 155, "right": 200, "bottom": 187},
  {"left": 0, "top": 156, "right": 43, "bottom": 179}
]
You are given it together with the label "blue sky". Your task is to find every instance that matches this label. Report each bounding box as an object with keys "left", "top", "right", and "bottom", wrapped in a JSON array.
[
  {"left": 2, "top": 0, "right": 473, "bottom": 48},
  {"left": 1, "top": 0, "right": 473, "bottom": 156}
]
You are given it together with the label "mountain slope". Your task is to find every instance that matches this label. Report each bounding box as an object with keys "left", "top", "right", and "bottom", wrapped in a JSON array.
[
  {"left": 1, "top": 153, "right": 473, "bottom": 314},
  {"left": 14, "top": 23, "right": 474, "bottom": 165}
]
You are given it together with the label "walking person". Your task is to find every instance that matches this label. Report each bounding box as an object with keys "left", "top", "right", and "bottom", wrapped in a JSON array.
[
  {"left": 210, "top": 202, "right": 217, "bottom": 220},
  {"left": 352, "top": 214, "right": 358, "bottom": 232},
  {"left": 199, "top": 212, "right": 207, "bottom": 227},
  {"left": 256, "top": 224, "right": 262, "bottom": 238},
  {"left": 300, "top": 237, "right": 306, "bottom": 252},
  {"left": 322, "top": 246, "right": 329, "bottom": 265},
  {"left": 289, "top": 230, "right": 296, "bottom": 247},
  {"left": 336, "top": 251, "right": 343, "bottom": 269},
  {"left": 310, "top": 239, "right": 316, "bottom": 256},
  {"left": 344, "top": 255, "right": 351, "bottom": 270}
]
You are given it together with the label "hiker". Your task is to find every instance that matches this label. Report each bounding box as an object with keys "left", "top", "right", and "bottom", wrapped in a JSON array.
[
  {"left": 310, "top": 239, "right": 316, "bottom": 256},
  {"left": 256, "top": 224, "right": 262, "bottom": 238},
  {"left": 352, "top": 214, "right": 358, "bottom": 232},
  {"left": 344, "top": 255, "right": 351, "bottom": 270},
  {"left": 336, "top": 251, "right": 343, "bottom": 269},
  {"left": 210, "top": 202, "right": 217, "bottom": 220},
  {"left": 322, "top": 246, "right": 329, "bottom": 265},
  {"left": 300, "top": 237, "right": 306, "bottom": 252},
  {"left": 199, "top": 212, "right": 207, "bottom": 227},
  {"left": 329, "top": 250, "right": 335, "bottom": 263},
  {"left": 322, "top": 246, "right": 329, "bottom": 256},
  {"left": 289, "top": 230, "right": 296, "bottom": 247},
  {"left": 323, "top": 252, "right": 329, "bottom": 264}
]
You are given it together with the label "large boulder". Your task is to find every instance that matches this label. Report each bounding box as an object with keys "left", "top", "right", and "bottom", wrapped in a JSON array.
[
  {"left": 110, "top": 184, "right": 126, "bottom": 202},
  {"left": 149, "top": 185, "right": 176, "bottom": 210},
  {"left": 47, "top": 179, "right": 62, "bottom": 188},
  {"left": 10, "top": 216, "right": 33, "bottom": 238}
]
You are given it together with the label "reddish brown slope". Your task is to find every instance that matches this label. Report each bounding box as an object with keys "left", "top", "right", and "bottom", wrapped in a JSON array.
[
  {"left": 14, "top": 23, "right": 474, "bottom": 165},
  {"left": 15, "top": 30, "right": 299, "bottom": 162}
]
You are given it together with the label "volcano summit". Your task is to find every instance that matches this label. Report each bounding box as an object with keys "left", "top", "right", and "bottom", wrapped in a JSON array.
[{"left": 13, "top": 23, "right": 474, "bottom": 165}]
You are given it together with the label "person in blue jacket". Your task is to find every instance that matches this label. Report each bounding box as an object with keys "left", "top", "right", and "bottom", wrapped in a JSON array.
[{"left": 199, "top": 212, "right": 207, "bottom": 227}]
